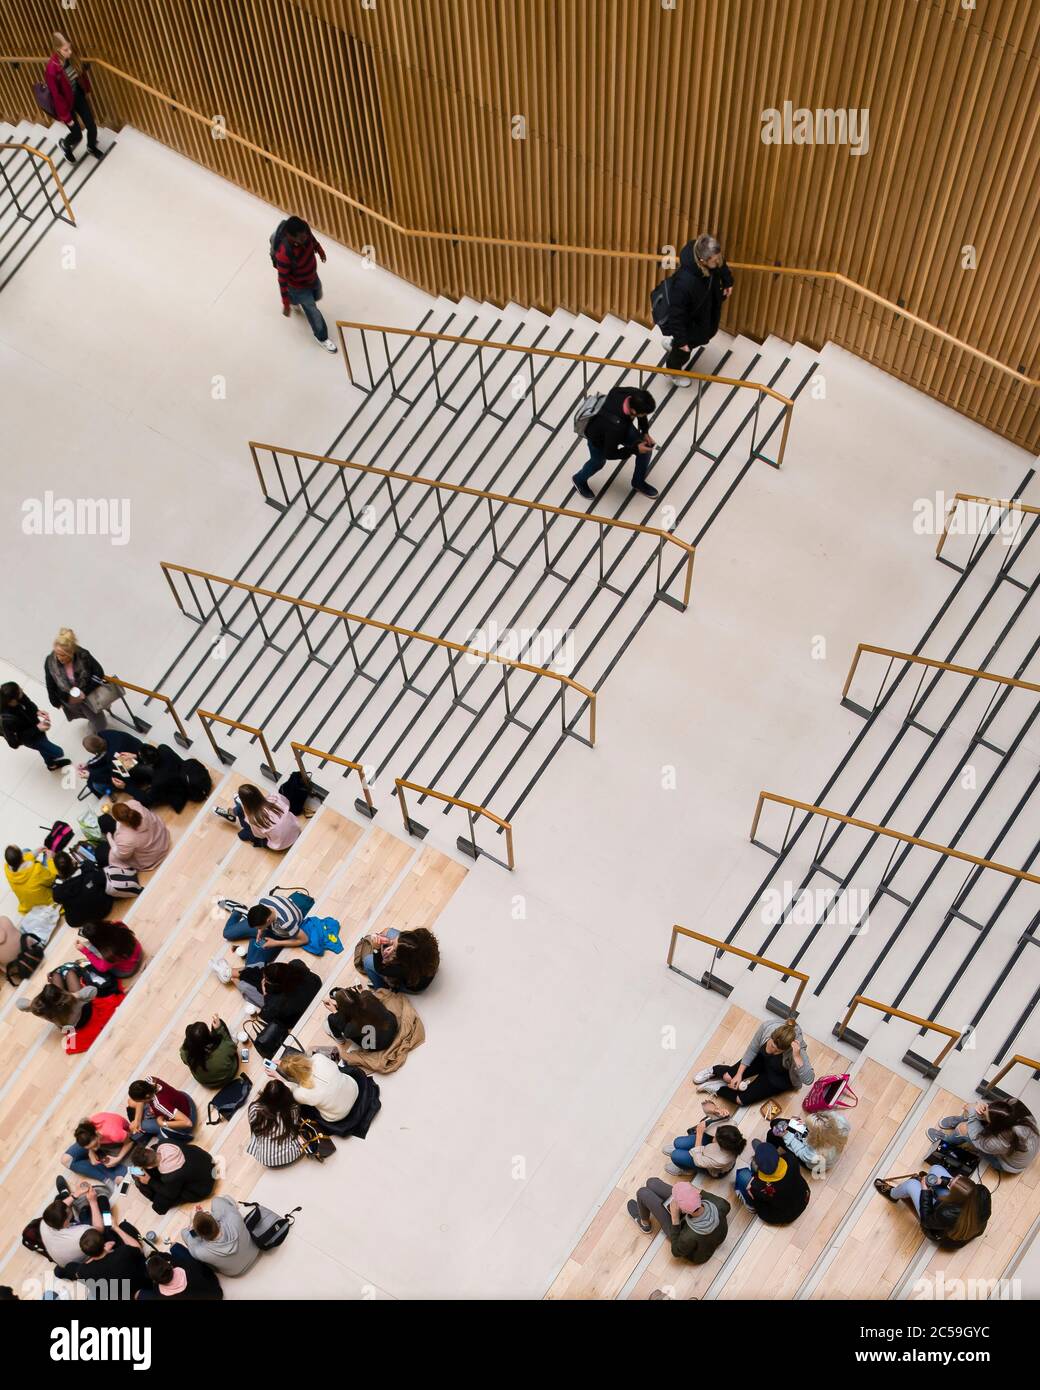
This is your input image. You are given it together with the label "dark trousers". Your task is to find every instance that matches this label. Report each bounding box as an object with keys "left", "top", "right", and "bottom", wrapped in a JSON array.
[
  {"left": 666, "top": 341, "right": 699, "bottom": 371},
  {"left": 64, "top": 86, "right": 99, "bottom": 153},
  {"left": 711, "top": 1059, "right": 789, "bottom": 1106},
  {"left": 574, "top": 423, "right": 652, "bottom": 490},
  {"left": 635, "top": 1177, "right": 679, "bottom": 1238}
]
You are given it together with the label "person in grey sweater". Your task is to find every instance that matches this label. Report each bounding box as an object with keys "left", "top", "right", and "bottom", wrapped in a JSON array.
[
  {"left": 694, "top": 1018, "right": 815, "bottom": 1104},
  {"left": 928, "top": 1099, "right": 1039, "bottom": 1174},
  {"left": 180, "top": 1196, "right": 260, "bottom": 1276}
]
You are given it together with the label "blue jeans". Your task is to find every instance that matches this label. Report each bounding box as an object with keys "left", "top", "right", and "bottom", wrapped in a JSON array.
[
  {"left": 734, "top": 1166, "right": 754, "bottom": 1205},
  {"left": 288, "top": 278, "right": 327, "bottom": 341},
  {"left": 133, "top": 1095, "right": 198, "bottom": 1145},
  {"left": 361, "top": 927, "right": 399, "bottom": 989},
  {"left": 224, "top": 910, "right": 282, "bottom": 968},
  {"left": 891, "top": 1164, "right": 951, "bottom": 1212},
  {"left": 23, "top": 730, "right": 65, "bottom": 766},
  {"left": 668, "top": 1134, "right": 714, "bottom": 1174},
  {"left": 65, "top": 1143, "right": 126, "bottom": 1181}
]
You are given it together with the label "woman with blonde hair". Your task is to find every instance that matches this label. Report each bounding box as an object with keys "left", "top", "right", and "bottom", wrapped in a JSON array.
[
  {"left": 275, "top": 1049, "right": 358, "bottom": 1123},
  {"left": 213, "top": 783, "right": 300, "bottom": 851},
  {"left": 44, "top": 627, "right": 112, "bottom": 733},
  {"left": 45, "top": 32, "right": 103, "bottom": 164},
  {"left": 804, "top": 1110, "right": 851, "bottom": 1172},
  {"left": 695, "top": 1016, "right": 815, "bottom": 1104}
]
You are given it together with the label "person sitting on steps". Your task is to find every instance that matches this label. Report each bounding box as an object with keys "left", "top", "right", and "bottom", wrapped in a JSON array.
[
  {"left": 572, "top": 387, "right": 659, "bottom": 501},
  {"left": 734, "top": 1139, "right": 811, "bottom": 1225},
  {"left": 926, "top": 1099, "right": 1038, "bottom": 1174},
  {"left": 662, "top": 1118, "right": 747, "bottom": 1178},
  {"left": 875, "top": 1165, "right": 991, "bottom": 1247},
  {"left": 211, "top": 884, "right": 314, "bottom": 978},
  {"left": 212, "top": 783, "right": 301, "bottom": 852},
  {"left": 627, "top": 1177, "right": 730, "bottom": 1265},
  {"left": 694, "top": 1017, "right": 814, "bottom": 1104},
  {"left": 51, "top": 849, "right": 113, "bottom": 929}
]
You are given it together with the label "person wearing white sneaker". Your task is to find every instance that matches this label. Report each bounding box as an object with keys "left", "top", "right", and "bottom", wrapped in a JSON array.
[
  {"left": 657, "top": 234, "right": 734, "bottom": 377},
  {"left": 696, "top": 1017, "right": 814, "bottom": 1105},
  {"left": 273, "top": 215, "right": 338, "bottom": 352}
]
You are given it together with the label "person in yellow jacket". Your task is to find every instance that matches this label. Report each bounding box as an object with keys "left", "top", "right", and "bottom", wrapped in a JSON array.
[{"left": 4, "top": 845, "right": 59, "bottom": 914}]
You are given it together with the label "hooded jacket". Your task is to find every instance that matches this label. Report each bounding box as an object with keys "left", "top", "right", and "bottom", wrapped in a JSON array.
[
  {"left": 135, "top": 1142, "right": 215, "bottom": 1215},
  {"left": 5, "top": 850, "right": 58, "bottom": 914},
  {"left": 52, "top": 863, "right": 113, "bottom": 929},
  {"left": 180, "top": 1195, "right": 260, "bottom": 1276},
  {"left": 1, "top": 691, "right": 46, "bottom": 748},
  {"left": 670, "top": 1190, "right": 731, "bottom": 1263},
  {"left": 660, "top": 241, "right": 734, "bottom": 348}
]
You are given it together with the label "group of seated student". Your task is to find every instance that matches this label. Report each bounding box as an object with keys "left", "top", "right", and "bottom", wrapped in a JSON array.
[
  {"left": 16, "top": 919, "right": 144, "bottom": 1036},
  {"left": 628, "top": 1015, "right": 822, "bottom": 1262},
  {"left": 81, "top": 731, "right": 212, "bottom": 811}
]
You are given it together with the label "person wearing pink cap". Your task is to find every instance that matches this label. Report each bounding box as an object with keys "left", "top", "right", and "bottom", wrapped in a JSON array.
[{"left": 627, "top": 1175, "right": 730, "bottom": 1264}]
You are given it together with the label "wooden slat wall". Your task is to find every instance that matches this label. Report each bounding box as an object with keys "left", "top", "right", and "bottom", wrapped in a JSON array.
[{"left": 2, "top": 0, "right": 1037, "bottom": 448}]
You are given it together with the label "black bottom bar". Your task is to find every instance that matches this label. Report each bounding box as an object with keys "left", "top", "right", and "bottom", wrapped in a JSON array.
[
  {"left": 766, "top": 995, "right": 798, "bottom": 1019},
  {"left": 655, "top": 591, "right": 686, "bottom": 612},
  {"left": 216, "top": 748, "right": 236, "bottom": 767},
  {"left": 903, "top": 1049, "right": 941, "bottom": 1080},
  {"left": 975, "top": 1082, "right": 1013, "bottom": 1100},
  {"left": 878, "top": 883, "right": 912, "bottom": 907},
  {"left": 355, "top": 797, "right": 377, "bottom": 820},
  {"left": 404, "top": 816, "right": 429, "bottom": 841},
  {"left": 173, "top": 732, "right": 192, "bottom": 750},
  {"left": 701, "top": 970, "right": 733, "bottom": 998},
  {"left": 259, "top": 763, "right": 279, "bottom": 782},
  {"left": 839, "top": 697, "right": 873, "bottom": 719},
  {"left": 832, "top": 1024, "right": 867, "bottom": 1051}
]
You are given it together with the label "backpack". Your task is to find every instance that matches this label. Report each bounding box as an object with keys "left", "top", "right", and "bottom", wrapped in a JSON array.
[
  {"left": 572, "top": 393, "right": 606, "bottom": 437},
  {"left": 32, "top": 80, "right": 56, "bottom": 119},
  {"left": 242, "top": 1201, "right": 301, "bottom": 1251},
  {"left": 206, "top": 1074, "right": 253, "bottom": 1125},
  {"left": 802, "top": 1074, "right": 858, "bottom": 1113},
  {"left": 104, "top": 866, "right": 143, "bottom": 899},
  {"left": 183, "top": 759, "right": 212, "bottom": 802},
  {"left": 6, "top": 932, "right": 46, "bottom": 987},
  {"left": 41, "top": 821, "right": 74, "bottom": 854},
  {"left": 650, "top": 273, "right": 676, "bottom": 328},
  {"left": 269, "top": 219, "right": 290, "bottom": 267},
  {"left": 22, "top": 1218, "right": 52, "bottom": 1259}
]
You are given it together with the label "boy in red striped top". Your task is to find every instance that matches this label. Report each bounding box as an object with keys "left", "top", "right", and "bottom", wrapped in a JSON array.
[{"left": 275, "top": 216, "right": 338, "bottom": 353}]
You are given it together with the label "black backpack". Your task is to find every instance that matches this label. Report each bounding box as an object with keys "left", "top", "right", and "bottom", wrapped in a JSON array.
[
  {"left": 269, "top": 219, "right": 290, "bottom": 267},
  {"left": 650, "top": 273, "right": 676, "bottom": 327},
  {"left": 22, "top": 1218, "right": 52, "bottom": 1259},
  {"left": 184, "top": 758, "right": 212, "bottom": 802},
  {"left": 206, "top": 1074, "right": 253, "bottom": 1124},
  {"left": 242, "top": 1201, "right": 301, "bottom": 1251},
  {"left": 7, "top": 932, "right": 45, "bottom": 987}
]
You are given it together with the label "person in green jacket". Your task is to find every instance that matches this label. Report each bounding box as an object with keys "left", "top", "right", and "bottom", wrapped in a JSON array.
[
  {"left": 628, "top": 1177, "right": 730, "bottom": 1264},
  {"left": 179, "top": 1016, "right": 240, "bottom": 1088}
]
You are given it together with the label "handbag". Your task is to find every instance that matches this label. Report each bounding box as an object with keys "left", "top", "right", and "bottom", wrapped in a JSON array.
[
  {"left": 85, "top": 682, "right": 119, "bottom": 715},
  {"left": 298, "top": 1119, "right": 336, "bottom": 1162},
  {"left": 104, "top": 865, "right": 143, "bottom": 899},
  {"left": 32, "top": 80, "right": 56, "bottom": 118},
  {"left": 245, "top": 1017, "right": 306, "bottom": 1061},
  {"left": 802, "top": 1074, "right": 858, "bottom": 1113},
  {"left": 6, "top": 932, "right": 46, "bottom": 986},
  {"left": 242, "top": 1201, "right": 301, "bottom": 1250},
  {"left": 206, "top": 1074, "right": 253, "bottom": 1124}
]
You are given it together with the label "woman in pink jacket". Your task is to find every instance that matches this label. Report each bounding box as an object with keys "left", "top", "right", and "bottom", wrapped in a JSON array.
[
  {"left": 214, "top": 783, "right": 301, "bottom": 852},
  {"left": 100, "top": 800, "right": 171, "bottom": 873},
  {"left": 45, "top": 33, "right": 103, "bottom": 165}
]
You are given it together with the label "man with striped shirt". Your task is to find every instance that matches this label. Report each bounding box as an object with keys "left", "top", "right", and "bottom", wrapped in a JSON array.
[{"left": 274, "top": 216, "right": 337, "bottom": 353}]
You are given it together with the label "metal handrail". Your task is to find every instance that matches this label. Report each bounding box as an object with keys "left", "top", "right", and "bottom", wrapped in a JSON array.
[
  {"left": 336, "top": 320, "right": 794, "bottom": 471},
  {"left": 0, "top": 141, "right": 76, "bottom": 225},
  {"left": 980, "top": 1053, "right": 1040, "bottom": 1094},
  {"left": 2, "top": 54, "right": 1032, "bottom": 388},
  {"left": 836, "top": 994, "right": 961, "bottom": 1069},
  {"left": 394, "top": 777, "right": 514, "bottom": 871},
  {"left": 667, "top": 924, "right": 809, "bottom": 1015},
  {"left": 291, "top": 741, "right": 375, "bottom": 819},
  {"left": 841, "top": 644, "right": 1040, "bottom": 704},
  {"left": 196, "top": 709, "right": 279, "bottom": 781},
  {"left": 936, "top": 493, "right": 1040, "bottom": 559},
  {"left": 750, "top": 790, "right": 1040, "bottom": 886},
  {"left": 160, "top": 560, "right": 597, "bottom": 746},
  {"left": 104, "top": 674, "right": 192, "bottom": 748},
  {"left": 248, "top": 440, "right": 697, "bottom": 610}
]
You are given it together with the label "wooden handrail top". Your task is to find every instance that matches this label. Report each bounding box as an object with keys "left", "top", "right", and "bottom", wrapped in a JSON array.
[
  {"left": 249, "top": 440, "right": 695, "bottom": 555},
  {"left": 754, "top": 791, "right": 1040, "bottom": 885},
  {"left": 844, "top": 644, "right": 1040, "bottom": 696},
  {"left": 337, "top": 321, "right": 793, "bottom": 407},
  {"left": 395, "top": 777, "right": 511, "bottom": 832},
  {"left": 197, "top": 708, "right": 262, "bottom": 736},
  {"left": 105, "top": 674, "right": 172, "bottom": 702},
  {"left": 671, "top": 925, "right": 808, "bottom": 980},
  {"left": 946, "top": 492, "right": 1040, "bottom": 517},
  {"left": 848, "top": 994, "right": 960, "bottom": 1040},
  {"left": 162, "top": 561, "right": 594, "bottom": 699},
  {"left": 290, "top": 741, "right": 367, "bottom": 775},
  {"left": 1007, "top": 1053, "right": 1040, "bottom": 1072},
  {"left": 0, "top": 141, "right": 76, "bottom": 224},
  {"left": 1, "top": 53, "right": 1034, "bottom": 388}
]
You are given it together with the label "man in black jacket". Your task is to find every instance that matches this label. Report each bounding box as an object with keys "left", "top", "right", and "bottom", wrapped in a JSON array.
[
  {"left": 572, "top": 387, "right": 659, "bottom": 500},
  {"left": 661, "top": 234, "right": 734, "bottom": 378},
  {"left": 0, "top": 682, "right": 70, "bottom": 771}
]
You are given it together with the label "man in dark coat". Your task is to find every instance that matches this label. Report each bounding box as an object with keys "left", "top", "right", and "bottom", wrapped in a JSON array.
[
  {"left": 0, "top": 682, "right": 70, "bottom": 770},
  {"left": 661, "top": 234, "right": 734, "bottom": 377},
  {"left": 572, "top": 387, "right": 659, "bottom": 500}
]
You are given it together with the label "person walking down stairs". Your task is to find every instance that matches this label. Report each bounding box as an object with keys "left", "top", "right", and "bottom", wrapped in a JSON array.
[
  {"left": 46, "top": 33, "right": 104, "bottom": 165},
  {"left": 272, "top": 216, "right": 338, "bottom": 353}
]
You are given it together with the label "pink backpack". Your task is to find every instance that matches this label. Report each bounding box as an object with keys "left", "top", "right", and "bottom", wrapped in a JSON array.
[{"left": 802, "top": 1074, "right": 858, "bottom": 1113}]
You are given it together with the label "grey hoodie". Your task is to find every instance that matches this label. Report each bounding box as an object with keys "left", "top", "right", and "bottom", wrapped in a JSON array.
[{"left": 180, "top": 1195, "right": 260, "bottom": 1276}]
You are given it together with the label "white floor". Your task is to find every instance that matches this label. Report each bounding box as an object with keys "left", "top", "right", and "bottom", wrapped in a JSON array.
[{"left": 2, "top": 127, "right": 1038, "bottom": 1299}]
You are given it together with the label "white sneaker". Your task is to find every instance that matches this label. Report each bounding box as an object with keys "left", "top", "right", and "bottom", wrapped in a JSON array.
[
  {"left": 319, "top": 338, "right": 338, "bottom": 353},
  {"left": 210, "top": 957, "right": 232, "bottom": 984},
  {"left": 692, "top": 1066, "right": 715, "bottom": 1084},
  {"left": 697, "top": 1080, "right": 725, "bottom": 1095}
]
